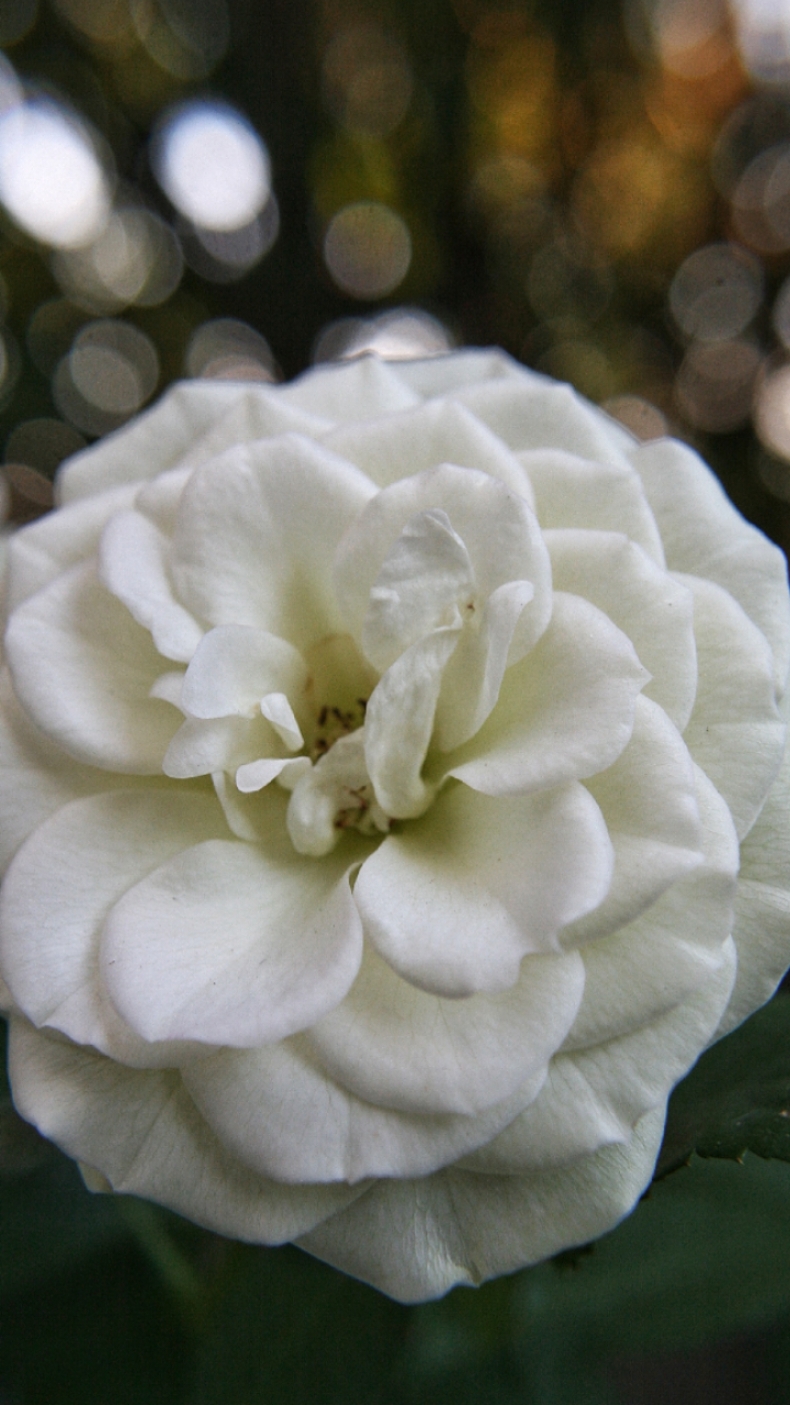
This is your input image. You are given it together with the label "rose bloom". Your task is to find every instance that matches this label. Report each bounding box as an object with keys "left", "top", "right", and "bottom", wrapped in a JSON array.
[{"left": 0, "top": 350, "right": 789, "bottom": 1302}]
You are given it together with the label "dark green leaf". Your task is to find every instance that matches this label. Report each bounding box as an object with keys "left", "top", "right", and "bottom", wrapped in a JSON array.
[
  {"left": 0, "top": 1147, "right": 131, "bottom": 1294},
  {"left": 658, "top": 993, "right": 790, "bottom": 1176},
  {"left": 508, "top": 1154, "right": 790, "bottom": 1354}
]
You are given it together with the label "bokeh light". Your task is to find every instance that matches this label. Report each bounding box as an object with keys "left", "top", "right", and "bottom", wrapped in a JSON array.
[
  {"left": 601, "top": 394, "right": 669, "bottom": 440},
  {"left": 674, "top": 336, "right": 762, "bottom": 430},
  {"left": 755, "top": 361, "right": 790, "bottom": 461},
  {"left": 54, "top": 318, "right": 159, "bottom": 436},
  {"left": 323, "top": 202, "right": 412, "bottom": 299},
  {"left": 53, "top": 205, "right": 183, "bottom": 311},
  {"left": 52, "top": 0, "right": 133, "bottom": 45},
  {"left": 731, "top": 0, "right": 790, "bottom": 87},
  {"left": 0, "top": 98, "right": 111, "bottom": 248},
  {"left": 322, "top": 24, "right": 413, "bottom": 137},
  {"left": 151, "top": 100, "right": 270, "bottom": 232},
  {"left": 5, "top": 415, "right": 85, "bottom": 475},
  {"left": 130, "top": 0, "right": 230, "bottom": 81},
  {"left": 185, "top": 317, "right": 275, "bottom": 380},
  {"left": 669, "top": 242, "right": 764, "bottom": 340},
  {"left": 179, "top": 195, "right": 279, "bottom": 282}
]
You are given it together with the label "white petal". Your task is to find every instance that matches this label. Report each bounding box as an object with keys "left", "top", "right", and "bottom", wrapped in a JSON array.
[
  {"left": 180, "top": 625, "right": 307, "bottom": 720},
  {"left": 433, "top": 579, "right": 537, "bottom": 752},
  {"left": 520, "top": 450, "right": 665, "bottom": 564},
  {"left": 565, "top": 696, "right": 704, "bottom": 945},
  {"left": 680, "top": 572, "right": 785, "bottom": 838},
  {"left": 8, "top": 1018, "right": 362, "bottom": 1241},
  {"left": 7, "top": 484, "right": 138, "bottom": 612},
  {"left": 323, "top": 395, "right": 535, "bottom": 499},
  {"left": 286, "top": 731, "right": 374, "bottom": 857},
  {"left": 455, "top": 376, "right": 636, "bottom": 467},
  {"left": 102, "top": 806, "right": 365, "bottom": 1047},
  {"left": 364, "top": 628, "right": 459, "bottom": 818},
  {"left": 0, "top": 789, "right": 226, "bottom": 1064},
  {"left": 167, "top": 387, "right": 331, "bottom": 473},
  {"left": 148, "top": 670, "right": 184, "bottom": 707},
  {"left": 5, "top": 563, "right": 180, "bottom": 773},
  {"left": 57, "top": 380, "right": 329, "bottom": 503},
  {"left": 259, "top": 693, "right": 303, "bottom": 750},
  {"left": 0, "top": 666, "right": 151, "bottom": 873},
  {"left": 279, "top": 355, "right": 420, "bottom": 420},
  {"left": 163, "top": 715, "right": 267, "bottom": 779},
  {"left": 236, "top": 755, "right": 310, "bottom": 793},
  {"left": 354, "top": 779, "right": 612, "bottom": 997},
  {"left": 719, "top": 691, "right": 790, "bottom": 1035},
  {"left": 361, "top": 508, "right": 474, "bottom": 672},
  {"left": 563, "top": 762, "right": 738, "bottom": 1052},
  {"left": 171, "top": 435, "right": 375, "bottom": 649},
  {"left": 391, "top": 348, "right": 526, "bottom": 399},
  {"left": 631, "top": 436, "right": 790, "bottom": 691},
  {"left": 134, "top": 467, "right": 191, "bottom": 535},
  {"left": 334, "top": 463, "right": 551, "bottom": 651},
  {"left": 296, "top": 1106, "right": 665, "bottom": 1302},
  {"left": 99, "top": 509, "right": 204, "bottom": 663},
  {"left": 547, "top": 529, "right": 697, "bottom": 731},
  {"left": 447, "top": 592, "right": 648, "bottom": 796},
  {"left": 308, "top": 942, "right": 585, "bottom": 1116},
  {"left": 184, "top": 1038, "right": 545, "bottom": 1184},
  {"left": 464, "top": 938, "right": 735, "bottom": 1174}
]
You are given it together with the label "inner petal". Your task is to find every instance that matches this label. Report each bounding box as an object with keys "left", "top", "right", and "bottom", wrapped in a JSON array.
[{"left": 361, "top": 508, "right": 475, "bottom": 672}]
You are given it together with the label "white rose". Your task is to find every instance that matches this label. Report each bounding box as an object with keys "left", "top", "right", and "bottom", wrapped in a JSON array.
[{"left": 1, "top": 350, "right": 789, "bottom": 1303}]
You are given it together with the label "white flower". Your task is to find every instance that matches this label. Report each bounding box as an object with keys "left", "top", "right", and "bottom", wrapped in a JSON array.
[{"left": 0, "top": 350, "right": 789, "bottom": 1302}]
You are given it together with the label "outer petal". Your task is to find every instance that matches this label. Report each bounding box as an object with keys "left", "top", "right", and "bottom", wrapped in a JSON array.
[
  {"left": 631, "top": 437, "right": 790, "bottom": 690},
  {"left": 5, "top": 563, "right": 180, "bottom": 773},
  {"left": 455, "top": 376, "right": 636, "bottom": 468},
  {"left": 520, "top": 451, "right": 664, "bottom": 564},
  {"left": 323, "top": 396, "right": 535, "bottom": 499},
  {"left": 171, "top": 435, "right": 375, "bottom": 650},
  {"left": 296, "top": 1106, "right": 666, "bottom": 1302},
  {"left": 278, "top": 355, "right": 420, "bottom": 420},
  {"left": 354, "top": 780, "right": 612, "bottom": 997},
  {"left": 566, "top": 696, "right": 704, "bottom": 946},
  {"left": 564, "top": 762, "right": 739, "bottom": 1052},
  {"left": 0, "top": 789, "right": 227, "bottom": 1066},
  {"left": 546, "top": 529, "right": 697, "bottom": 731},
  {"left": 446, "top": 592, "right": 648, "bottom": 796},
  {"left": 183, "top": 1038, "right": 546, "bottom": 1184},
  {"left": 99, "top": 510, "right": 204, "bottom": 663},
  {"left": 101, "top": 796, "right": 366, "bottom": 1048},
  {"left": 7, "top": 484, "right": 138, "bottom": 612},
  {"left": 308, "top": 943, "right": 585, "bottom": 1116},
  {"left": 718, "top": 693, "right": 790, "bottom": 1035},
  {"left": 463, "top": 937, "right": 735, "bottom": 1173},
  {"left": 391, "top": 347, "right": 527, "bottom": 399},
  {"left": 8, "top": 1018, "right": 363, "bottom": 1241},
  {"left": 680, "top": 573, "right": 784, "bottom": 839},
  {"left": 0, "top": 666, "right": 147, "bottom": 873},
  {"left": 57, "top": 380, "right": 331, "bottom": 503}
]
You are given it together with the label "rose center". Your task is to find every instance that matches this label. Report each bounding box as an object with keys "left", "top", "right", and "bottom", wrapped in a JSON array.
[{"left": 280, "top": 726, "right": 392, "bottom": 857}]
